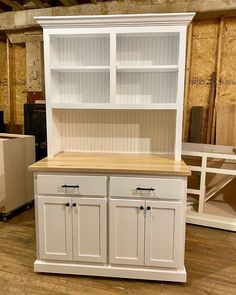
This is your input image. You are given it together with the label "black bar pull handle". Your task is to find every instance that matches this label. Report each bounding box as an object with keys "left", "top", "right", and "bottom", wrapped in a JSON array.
[
  {"left": 62, "top": 185, "right": 79, "bottom": 188},
  {"left": 136, "top": 187, "right": 155, "bottom": 191}
]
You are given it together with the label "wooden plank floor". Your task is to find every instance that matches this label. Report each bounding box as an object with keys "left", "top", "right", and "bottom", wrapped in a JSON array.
[{"left": 0, "top": 209, "right": 236, "bottom": 295}]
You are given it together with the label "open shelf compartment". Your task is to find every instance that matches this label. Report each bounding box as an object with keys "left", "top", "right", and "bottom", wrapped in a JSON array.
[
  {"left": 116, "top": 71, "right": 178, "bottom": 104},
  {"left": 117, "top": 32, "right": 179, "bottom": 67},
  {"left": 50, "top": 34, "right": 110, "bottom": 68},
  {"left": 50, "top": 71, "right": 110, "bottom": 104},
  {"left": 51, "top": 109, "right": 177, "bottom": 155}
]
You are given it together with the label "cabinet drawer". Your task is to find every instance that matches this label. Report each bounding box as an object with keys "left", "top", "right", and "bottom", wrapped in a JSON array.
[
  {"left": 37, "top": 174, "right": 106, "bottom": 196},
  {"left": 110, "top": 177, "right": 183, "bottom": 199}
]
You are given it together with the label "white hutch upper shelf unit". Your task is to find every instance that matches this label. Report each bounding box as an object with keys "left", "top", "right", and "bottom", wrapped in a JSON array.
[{"left": 36, "top": 13, "right": 195, "bottom": 159}]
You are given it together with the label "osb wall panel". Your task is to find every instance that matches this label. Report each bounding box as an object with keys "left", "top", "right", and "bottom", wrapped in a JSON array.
[
  {"left": 218, "top": 17, "right": 236, "bottom": 104},
  {"left": 184, "top": 19, "right": 219, "bottom": 141},
  {"left": 26, "top": 41, "right": 42, "bottom": 92},
  {"left": 0, "top": 40, "right": 8, "bottom": 123},
  {"left": 12, "top": 43, "right": 26, "bottom": 126}
]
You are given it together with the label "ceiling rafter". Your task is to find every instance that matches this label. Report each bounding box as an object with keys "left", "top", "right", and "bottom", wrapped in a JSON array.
[
  {"left": 29, "top": 0, "right": 45, "bottom": 8},
  {"left": 0, "top": 0, "right": 24, "bottom": 10},
  {"left": 58, "top": 0, "right": 78, "bottom": 7}
]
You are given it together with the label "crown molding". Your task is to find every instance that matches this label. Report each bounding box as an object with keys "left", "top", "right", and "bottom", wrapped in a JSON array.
[{"left": 35, "top": 13, "right": 195, "bottom": 29}]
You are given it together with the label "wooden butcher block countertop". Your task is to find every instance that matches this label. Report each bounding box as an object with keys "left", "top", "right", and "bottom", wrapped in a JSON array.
[{"left": 29, "top": 152, "right": 191, "bottom": 176}]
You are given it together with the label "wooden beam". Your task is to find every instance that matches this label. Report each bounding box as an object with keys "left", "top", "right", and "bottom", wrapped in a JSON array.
[
  {"left": 211, "top": 16, "right": 224, "bottom": 144},
  {"left": 183, "top": 22, "right": 193, "bottom": 141},
  {"left": 0, "top": 0, "right": 24, "bottom": 10},
  {"left": 58, "top": 0, "right": 77, "bottom": 6},
  {"left": 205, "top": 72, "right": 216, "bottom": 144},
  {"left": 6, "top": 37, "right": 14, "bottom": 132},
  {"left": 23, "top": 0, "right": 45, "bottom": 8},
  {"left": 0, "top": 0, "right": 14, "bottom": 11}
]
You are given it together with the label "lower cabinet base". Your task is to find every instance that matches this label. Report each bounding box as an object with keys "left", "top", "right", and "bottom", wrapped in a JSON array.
[{"left": 34, "top": 260, "right": 187, "bottom": 282}]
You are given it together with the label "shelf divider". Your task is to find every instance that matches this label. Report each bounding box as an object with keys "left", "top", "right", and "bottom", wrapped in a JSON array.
[{"left": 110, "top": 32, "right": 117, "bottom": 104}]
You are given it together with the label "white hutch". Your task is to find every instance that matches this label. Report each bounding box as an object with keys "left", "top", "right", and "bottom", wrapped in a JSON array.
[{"left": 29, "top": 13, "right": 194, "bottom": 282}]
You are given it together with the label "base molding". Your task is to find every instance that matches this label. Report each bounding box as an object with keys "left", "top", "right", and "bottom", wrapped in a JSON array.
[{"left": 34, "top": 260, "right": 187, "bottom": 282}]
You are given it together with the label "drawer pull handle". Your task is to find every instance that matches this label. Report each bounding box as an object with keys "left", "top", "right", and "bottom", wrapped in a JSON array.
[
  {"left": 136, "top": 187, "right": 155, "bottom": 191},
  {"left": 65, "top": 203, "right": 70, "bottom": 207},
  {"left": 62, "top": 185, "right": 79, "bottom": 188},
  {"left": 140, "top": 206, "right": 144, "bottom": 210},
  {"left": 147, "top": 206, "right": 151, "bottom": 210},
  {"left": 72, "top": 203, "right": 76, "bottom": 207}
]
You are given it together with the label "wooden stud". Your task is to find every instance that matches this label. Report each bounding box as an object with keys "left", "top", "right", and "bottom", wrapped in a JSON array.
[
  {"left": 211, "top": 16, "right": 224, "bottom": 144},
  {"left": 6, "top": 37, "right": 14, "bottom": 133},
  {"left": 205, "top": 72, "right": 216, "bottom": 144},
  {"left": 183, "top": 22, "right": 193, "bottom": 142}
]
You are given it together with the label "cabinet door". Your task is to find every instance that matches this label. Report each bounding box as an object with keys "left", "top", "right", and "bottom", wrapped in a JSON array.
[
  {"left": 109, "top": 199, "right": 145, "bottom": 265},
  {"left": 72, "top": 198, "right": 107, "bottom": 263},
  {"left": 145, "top": 201, "right": 182, "bottom": 268},
  {"left": 37, "top": 196, "right": 72, "bottom": 260}
]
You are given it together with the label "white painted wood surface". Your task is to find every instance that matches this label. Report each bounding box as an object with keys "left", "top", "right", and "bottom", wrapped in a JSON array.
[
  {"left": 110, "top": 176, "right": 183, "bottom": 199},
  {"left": 73, "top": 198, "right": 107, "bottom": 263},
  {"left": 182, "top": 142, "right": 236, "bottom": 231},
  {"left": 37, "top": 174, "right": 107, "bottom": 196},
  {"left": 109, "top": 199, "right": 145, "bottom": 265},
  {"left": 145, "top": 201, "right": 182, "bottom": 268},
  {"left": 37, "top": 196, "right": 73, "bottom": 260},
  {"left": 54, "top": 109, "right": 176, "bottom": 154}
]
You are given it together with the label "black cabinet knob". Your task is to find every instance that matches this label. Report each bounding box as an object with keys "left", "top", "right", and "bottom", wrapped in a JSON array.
[
  {"left": 72, "top": 203, "right": 76, "bottom": 207},
  {"left": 140, "top": 206, "right": 144, "bottom": 210},
  {"left": 147, "top": 206, "right": 151, "bottom": 210},
  {"left": 65, "top": 203, "right": 70, "bottom": 207}
]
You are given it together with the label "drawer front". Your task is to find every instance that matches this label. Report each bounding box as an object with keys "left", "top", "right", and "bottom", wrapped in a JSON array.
[
  {"left": 37, "top": 174, "right": 106, "bottom": 196},
  {"left": 110, "top": 177, "right": 183, "bottom": 199}
]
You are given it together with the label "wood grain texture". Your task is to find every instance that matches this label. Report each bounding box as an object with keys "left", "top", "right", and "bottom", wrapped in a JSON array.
[
  {"left": 28, "top": 152, "right": 191, "bottom": 176},
  {"left": 216, "top": 104, "right": 236, "bottom": 146},
  {"left": 0, "top": 208, "right": 236, "bottom": 295}
]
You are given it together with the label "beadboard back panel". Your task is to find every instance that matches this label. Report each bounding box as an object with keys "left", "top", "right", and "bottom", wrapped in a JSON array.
[
  {"left": 50, "top": 34, "right": 110, "bottom": 67},
  {"left": 53, "top": 109, "right": 176, "bottom": 154},
  {"left": 117, "top": 72, "right": 177, "bottom": 104},
  {"left": 51, "top": 72, "right": 110, "bottom": 103},
  {"left": 117, "top": 33, "right": 179, "bottom": 66}
]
